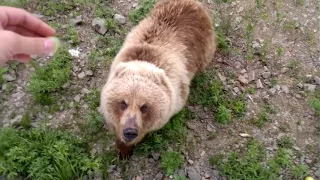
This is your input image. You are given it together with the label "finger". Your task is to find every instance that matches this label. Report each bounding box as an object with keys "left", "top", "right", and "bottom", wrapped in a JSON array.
[
  {"left": 13, "top": 54, "right": 31, "bottom": 62},
  {"left": 0, "top": 6, "right": 56, "bottom": 37},
  {"left": 2, "top": 30, "right": 59, "bottom": 56},
  {"left": 5, "top": 25, "right": 39, "bottom": 37}
]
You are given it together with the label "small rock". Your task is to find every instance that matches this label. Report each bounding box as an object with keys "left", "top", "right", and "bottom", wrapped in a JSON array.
[
  {"left": 155, "top": 172, "right": 163, "bottom": 180},
  {"left": 314, "top": 76, "right": 320, "bottom": 85},
  {"left": 240, "top": 69, "right": 247, "bottom": 74},
  {"left": 238, "top": 75, "right": 249, "bottom": 85},
  {"left": 152, "top": 153, "right": 160, "bottom": 160},
  {"left": 136, "top": 176, "right": 143, "bottom": 180},
  {"left": 281, "top": 67, "right": 289, "bottom": 74},
  {"left": 233, "top": 87, "right": 240, "bottom": 94},
  {"left": 248, "top": 71, "right": 255, "bottom": 82},
  {"left": 187, "top": 168, "right": 201, "bottom": 180},
  {"left": 268, "top": 87, "right": 277, "bottom": 95},
  {"left": 305, "top": 159, "right": 312, "bottom": 164},
  {"left": 206, "top": 124, "right": 214, "bottom": 132},
  {"left": 262, "top": 72, "right": 271, "bottom": 79},
  {"left": 85, "top": 70, "right": 93, "bottom": 76},
  {"left": 74, "top": 95, "right": 81, "bottom": 102},
  {"left": 303, "top": 84, "right": 316, "bottom": 92},
  {"left": 11, "top": 115, "right": 23, "bottom": 126},
  {"left": 187, "top": 122, "right": 196, "bottom": 130},
  {"left": 62, "top": 82, "right": 70, "bottom": 89},
  {"left": 78, "top": 72, "right": 86, "bottom": 79},
  {"left": 297, "top": 83, "right": 303, "bottom": 88},
  {"left": 114, "top": 14, "right": 127, "bottom": 25},
  {"left": 263, "top": 66, "right": 269, "bottom": 71},
  {"left": 212, "top": 170, "right": 220, "bottom": 177},
  {"left": 281, "top": 85, "right": 289, "bottom": 94},
  {"left": 315, "top": 169, "right": 320, "bottom": 177},
  {"left": 3, "top": 74, "right": 16, "bottom": 82},
  {"left": 292, "top": 145, "right": 300, "bottom": 151},
  {"left": 33, "top": 13, "right": 44, "bottom": 19},
  {"left": 2, "top": 84, "right": 7, "bottom": 91},
  {"left": 204, "top": 171, "right": 211, "bottom": 178},
  {"left": 256, "top": 79, "right": 263, "bottom": 89},
  {"left": 70, "top": 15, "right": 82, "bottom": 26},
  {"left": 201, "top": 151, "right": 205, "bottom": 156},
  {"left": 148, "top": 158, "right": 155, "bottom": 163},
  {"left": 218, "top": 73, "right": 226, "bottom": 82},
  {"left": 188, "top": 159, "right": 194, "bottom": 165},
  {"left": 92, "top": 18, "right": 107, "bottom": 35}
]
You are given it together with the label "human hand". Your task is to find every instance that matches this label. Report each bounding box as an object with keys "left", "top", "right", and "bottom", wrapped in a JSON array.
[{"left": 0, "top": 6, "right": 60, "bottom": 65}]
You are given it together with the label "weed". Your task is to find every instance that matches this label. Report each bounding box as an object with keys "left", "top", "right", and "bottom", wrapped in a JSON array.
[
  {"left": 0, "top": 126, "right": 103, "bottom": 179},
  {"left": 214, "top": 11, "right": 232, "bottom": 54},
  {"left": 283, "top": 20, "right": 298, "bottom": 31},
  {"left": 251, "top": 108, "right": 271, "bottom": 128},
  {"left": 247, "top": 87, "right": 256, "bottom": 94},
  {"left": 36, "top": 0, "right": 86, "bottom": 16},
  {"left": 276, "top": 46, "right": 283, "bottom": 57},
  {"left": 246, "top": 22, "right": 254, "bottom": 60},
  {"left": 0, "top": 67, "right": 7, "bottom": 84},
  {"left": 0, "top": 0, "right": 28, "bottom": 7},
  {"left": 135, "top": 108, "right": 194, "bottom": 155},
  {"left": 270, "top": 77, "right": 278, "bottom": 87},
  {"left": 20, "top": 112, "right": 32, "bottom": 129},
  {"left": 291, "top": 164, "right": 309, "bottom": 179},
  {"left": 308, "top": 90, "right": 320, "bottom": 117},
  {"left": 210, "top": 139, "right": 300, "bottom": 179},
  {"left": 255, "top": 0, "right": 265, "bottom": 8},
  {"left": 62, "top": 24, "right": 80, "bottom": 45},
  {"left": 189, "top": 71, "right": 247, "bottom": 124},
  {"left": 161, "top": 151, "right": 183, "bottom": 175},
  {"left": 27, "top": 48, "right": 73, "bottom": 105},
  {"left": 94, "top": 1, "right": 114, "bottom": 18},
  {"left": 129, "top": 0, "right": 156, "bottom": 24},
  {"left": 296, "top": 0, "right": 304, "bottom": 6},
  {"left": 277, "top": 135, "right": 294, "bottom": 149}
]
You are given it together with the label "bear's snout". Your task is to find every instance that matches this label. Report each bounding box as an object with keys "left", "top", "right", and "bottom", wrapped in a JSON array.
[{"left": 123, "top": 128, "right": 138, "bottom": 142}]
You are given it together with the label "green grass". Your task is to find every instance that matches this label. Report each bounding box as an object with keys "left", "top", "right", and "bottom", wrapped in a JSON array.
[
  {"left": 246, "top": 22, "right": 254, "bottom": 60},
  {"left": 63, "top": 24, "right": 80, "bottom": 45},
  {"left": 251, "top": 104, "right": 276, "bottom": 128},
  {"left": 0, "top": 67, "right": 8, "bottom": 84},
  {"left": 308, "top": 90, "right": 320, "bottom": 117},
  {"left": 277, "top": 135, "right": 294, "bottom": 149},
  {"left": 0, "top": 126, "right": 103, "bottom": 180},
  {"left": 161, "top": 150, "right": 184, "bottom": 175},
  {"left": 27, "top": 48, "right": 73, "bottom": 105},
  {"left": 0, "top": 0, "right": 28, "bottom": 7},
  {"left": 129, "top": 0, "right": 156, "bottom": 24},
  {"left": 35, "top": 0, "right": 87, "bottom": 16},
  {"left": 209, "top": 139, "right": 310, "bottom": 180},
  {"left": 134, "top": 108, "right": 194, "bottom": 155},
  {"left": 188, "top": 71, "right": 247, "bottom": 124}
]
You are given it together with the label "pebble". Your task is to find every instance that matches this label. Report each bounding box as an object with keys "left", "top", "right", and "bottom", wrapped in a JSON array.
[
  {"left": 238, "top": 75, "right": 249, "bottom": 85},
  {"left": 268, "top": 87, "right": 277, "bottom": 95},
  {"left": 303, "top": 84, "right": 316, "bottom": 92},
  {"left": 204, "top": 171, "right": 211, "bottom": 178},
  {"left": 78, "top": 72, "right": 86, "bottom": 79},
  {"left": 11, "top": 115, "right": 23, "bottom": 126},
  {"left": 85, "top": 70, "right": 94, "bottom": 76},
  {"left": 114, "top": 14, "right": 127, "bottom": 25},
  {"left": 256, "top": 79, "right": 264, "bottom": 89},
  {"left": 248, "top": 71, "right": 255, "bottom": 82},
  {"left": 2, "top": 84, "right": 6, "bottom": 91},
  {"left": 74, "top": 95, "right": 81, "bottom": 102},
  {"left": 292, "top": 145, "right": 300, "bottom": 151},
  {"left": 297, "top": 83, "right": 303, "bottom": 88},
  {"left": 281, "top": 67, "right": 289, "bottom": 74},
  {"left": 240, "top": 69, "right": 247, "bottom": 74},
  {"left": 152, "top": 153, "right": 160, "bottom": 161},
  {"left": 135, "top": 176, "right": 143, "bottom": 180},
  {"left": 212, "top": 170, "right": 220, "bottom": 177},
  {"left": 62, "top": 82, "right": 70, "bottom": 89},
  {"left": 92, "top": 18, "right": 107, "bottom": 35},
  {"left": 314, "top": 76, "right": 320, "bottom": 85},
  {"left": 305, "top": 159, "right": 312, "bottom": 164},
  {"left": 155, "top": 172, "right": 163, "bottom": 180},
  {"left": 262, "top": 72, "right": 271, "bottom": 79},
  {"left": 233, "top": 87, "right": 240, "bottom": 94},
  {"left": 281, "top": 85, "right": 289, "bottom": 94},
  {"left": 218, "top": 73, "right": 226, "bottom": 82},
  {"left": 187, "top": 168, "right": 201, "bottom": 180},
  {"left": 3, "top": 74, "right": 16, "bottom": 82},
  {"left": 188, "top": 159, "right": 194, "bottom": 165},
  {"left": 315, "top": 169, "right": 320, "bottom": 177},
  {"left": 206, "top": 124, "right": 214, "bottom": 132},
  {"left": 70, "top": 15, "right": 82, "bottom": 26}
]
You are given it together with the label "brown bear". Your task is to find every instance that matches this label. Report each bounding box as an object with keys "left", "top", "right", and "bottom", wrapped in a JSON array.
[{"left": 99, "top": 0, "right": 217, "bottom": 159}]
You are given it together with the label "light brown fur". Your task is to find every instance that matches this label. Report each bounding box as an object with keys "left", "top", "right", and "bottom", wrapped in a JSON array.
[{"left": 99, "top": 0, "right": 217, "bottom": 158}]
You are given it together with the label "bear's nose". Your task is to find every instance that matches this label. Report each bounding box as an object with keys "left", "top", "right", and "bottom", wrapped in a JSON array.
[{"left": 123, "top": 128, "right": 138, "bottom": 141}]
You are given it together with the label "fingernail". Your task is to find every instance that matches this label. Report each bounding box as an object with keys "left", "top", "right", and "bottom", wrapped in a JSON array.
[{"left": 44, "top": 37, "right": 60, "bottom": 54}]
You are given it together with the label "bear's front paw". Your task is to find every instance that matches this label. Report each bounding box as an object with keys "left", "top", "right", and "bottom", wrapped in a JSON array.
[{"left": 115, "top": 139, "right": 133, "bottom": 160}]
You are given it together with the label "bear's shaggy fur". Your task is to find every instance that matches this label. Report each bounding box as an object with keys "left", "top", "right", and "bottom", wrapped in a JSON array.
[{"left": 99, "top": 0, "right": 217, "bottom": 158}]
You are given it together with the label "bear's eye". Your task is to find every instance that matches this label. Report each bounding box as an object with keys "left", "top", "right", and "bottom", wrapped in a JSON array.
[
  {"left": 140, "top": 105, "right": 148, "bottom": 114},
  {"left": 120, "top": 101, "right": 127, "bottom": 111}
]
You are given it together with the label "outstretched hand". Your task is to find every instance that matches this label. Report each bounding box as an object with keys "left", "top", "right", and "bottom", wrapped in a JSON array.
[{"left": 0, "top": 6, "right": 58, "bottom": 65}]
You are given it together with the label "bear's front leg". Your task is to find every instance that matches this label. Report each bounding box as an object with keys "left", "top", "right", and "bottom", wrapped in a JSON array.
[{"left": 115, "top": 139, "right": 133, "bottom": 160}]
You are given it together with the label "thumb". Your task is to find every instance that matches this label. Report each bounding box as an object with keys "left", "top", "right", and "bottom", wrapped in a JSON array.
[{"left": 4, "top": 30, "right": 60, "bottom": 56}]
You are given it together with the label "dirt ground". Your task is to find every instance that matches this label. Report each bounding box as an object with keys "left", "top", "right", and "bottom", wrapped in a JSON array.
[{"left": 0, "top": 0, "right": 319, "bottom": 179}]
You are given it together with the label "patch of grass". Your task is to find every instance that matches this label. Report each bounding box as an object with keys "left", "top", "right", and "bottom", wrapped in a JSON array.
[
  {"left": 308, "top": 90, "right": 320, "bottom": 117},
  {"left": 135, "top": 108, "right": 194, "bottom": 155},
  {"left": 172, "top": 174, "right": 188, "bottom": 180},
  {"left": 255, "top": 0, "right": 265, "bottom": 8},
  {"left": 247, "top": 87, "right": 256, "bottom": 94},
  {"left": 270, "top": 77, "right": 278, "bottom": 87},
  {"left": 291, "top": 164, "right": 309, "bottom": 179},
  {"left": 35, "top": 0, "right": 86, "bottom": 16},
  {"left": 251, "top": 107, "right": 272, "bottom": 128},
  {"left": 214, "top": 11, "right": 232, "bottom": 54},
  {"left": 209, "top": 139, "right": 305, "bottom": 180},
  {"left": 0, "top": 67, "right": 8, "bottom": 84},
  {"left": 277, "top": 135, "right": 294, "bottom": 149},
  {"left": 93, "top": 0, "right": 114, "bottom": 18},
  {"left": 276, "top": 46, "right": 283, "bottom": 57},
  {"left": 0, "top": 126, "right": 103, "bottom": 180},
  {"left": 129, "top": 0, "right": 156, "bottom": 24},
  {"left": 189, "top": 71, "right": 247, "bottom": 124},
  {"left": 0, "top": 0, "right": 28, "bottom": 7},
  {"left": 246, "top": 22, "right": 254, "bottom": 60},
  {"left": 27, "top": 48, "right": 73, "bottom": 105},
  {"left": 62, "top": 24, "right": 80, "bottom": 45},
  {"left": 283, "top": 19, "right": 298, "bottom": 31},
  {"left": 161, "top": 150, "right": 184, "bottom": 175},
  {"left": 215, "top": 0, "right": 232, "bottom": 3}
]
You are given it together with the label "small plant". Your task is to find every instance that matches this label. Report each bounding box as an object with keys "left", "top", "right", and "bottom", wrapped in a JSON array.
[
  {"left": 63, "top": 24, "right": 80, "bottom": 45},
  {"left": 246, "top": 22, "right": 254, "bottom": 60},
  {"left": 251, "top": 108, "right": 271, "bottom": 128},
  {"left": 291, "top": 164, "right": 309, "bottom": 179},
  {"left": 308, "top": 90, "right": 320, "bottom": 117},
  {"left": 255, "top": 0, "right": 265, "bottom": 8},
  {"left": 161, "top": 151, "right": 183, "bottom": 175},
  {"left": 129, "top": 0, "right": 156, "bottom": 24},
  {"left": 27, "top": 48, "right": 73, "bottom": 105},
  {"left": 277, "top": 135, "right": 294, "bottom": 149},
  {"left": 0, "top": 126, "right": 103, "bottom": 179},
  {"left": 36, "top": 0, "right": 86, "bottom": 16},
  {"left": 270, "top": 77, "right": 278, "bottom": 87},
  {"left": 0, "top": 67, "right": 7, "bottom": 84},
  {"left": 216, "top": 105, "right": 232, "bottom": 124}
]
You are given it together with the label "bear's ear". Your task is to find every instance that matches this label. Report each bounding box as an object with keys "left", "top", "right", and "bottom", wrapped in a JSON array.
[
  {"left": 154, "top": 69, "right": 170, "bottom": 90},
  {"left": 113, "top": 63, "right": 128, "bottom": 79}
]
